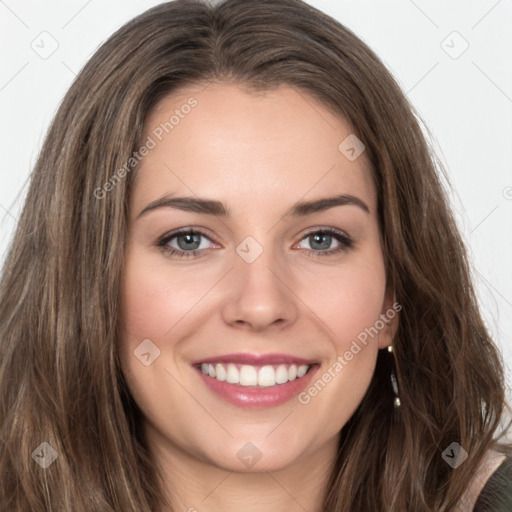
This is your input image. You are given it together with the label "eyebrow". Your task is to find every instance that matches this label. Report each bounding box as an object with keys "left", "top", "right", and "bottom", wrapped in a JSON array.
[{"left": 136, "top": 193, "right": 370, "bottom": 219}]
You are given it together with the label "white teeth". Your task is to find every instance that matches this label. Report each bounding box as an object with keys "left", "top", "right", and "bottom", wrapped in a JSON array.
[
  {"left": 297, "top": 364, "right": 309, "bottom": 377},
  {"left": 239, "top": 365, "right": 258, "bottom": 386},
  {"left": 199, "top": 362, "right": 311, "bottom": 387},
  {"left": 258, "top": 365, "right": 277, "bottom": 387},
  {"left": 226, "top": 363, "right": 239, "bottom": 384},
  {"left": 297, "top": 364, "right": 308, "bottom": 378},
  {"left": 215, "top": 363, "right": 226, "bottom": 381},
  {"left": 275, "top": 364, "right": 289, "bottom": 384}
]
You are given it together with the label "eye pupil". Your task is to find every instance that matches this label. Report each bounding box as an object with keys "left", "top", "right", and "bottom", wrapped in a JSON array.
[
  {"left": 177, "top": 233, "right": 201, "bottom": 250},
  {"left": 310, "top": 233, "right": 331, "bottom": 250}
]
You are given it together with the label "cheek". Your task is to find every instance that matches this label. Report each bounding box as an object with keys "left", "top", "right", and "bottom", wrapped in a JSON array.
[
  {"left": 118, "top": 252, "right": 212, "bottom": 341},
  {"left": 117, "top": 248, "right": 226, "bottom": 399},
  {"left": 298, "top": 249, "right": 387, "bottom": 351},
  {"left": 293, "top": 248, "right": 386, "bottom": 422},
  {"left": 117, "top": 251, "right": 202, "bottom": 424}
]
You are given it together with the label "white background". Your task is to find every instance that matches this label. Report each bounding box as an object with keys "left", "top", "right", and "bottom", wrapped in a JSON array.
[{"left": 1, "top": 0, "right": 511, "bottom": 390}]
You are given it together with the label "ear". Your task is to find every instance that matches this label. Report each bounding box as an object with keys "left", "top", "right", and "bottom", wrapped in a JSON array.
[{"left": 377, "top": 286, "right": 400, "bottom": 350}]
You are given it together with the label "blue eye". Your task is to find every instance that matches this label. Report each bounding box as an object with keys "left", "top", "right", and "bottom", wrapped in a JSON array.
[
  {"left": 157, "top": 228, "right": 214, "bottom": 258},
  {"left": 296, "top": 229, "right": 353, "bottom": 258},
  {"left": 157, "top": 227, "right": 353, "bottom": 259}
]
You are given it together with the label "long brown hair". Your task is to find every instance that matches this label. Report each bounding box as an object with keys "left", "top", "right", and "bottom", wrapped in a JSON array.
[{"left": 1, "top": 0, "right": 510, "bottom": 510}]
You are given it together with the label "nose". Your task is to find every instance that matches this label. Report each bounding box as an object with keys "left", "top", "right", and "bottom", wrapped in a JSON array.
[{"left": 220, "top": 243, "right": 299, "bottom": 332}]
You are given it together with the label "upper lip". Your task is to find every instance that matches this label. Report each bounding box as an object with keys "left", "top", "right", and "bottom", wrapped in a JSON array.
[{"left": 191, "top": 352, "right": 318, "bottom": 366}]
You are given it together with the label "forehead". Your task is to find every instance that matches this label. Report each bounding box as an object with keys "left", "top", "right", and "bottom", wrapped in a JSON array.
[{"left": 133, "top": 83, "right": 376, "bottom": 218}]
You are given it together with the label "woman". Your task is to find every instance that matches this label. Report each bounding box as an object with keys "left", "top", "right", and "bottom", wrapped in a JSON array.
[{"left": 0, "top": 0, "right": 510, "bottom": 510}]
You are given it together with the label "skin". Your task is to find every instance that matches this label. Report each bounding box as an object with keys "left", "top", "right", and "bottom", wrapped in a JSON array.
[{"left": 118, "top": 83, "right": 398, "bottom": 512}]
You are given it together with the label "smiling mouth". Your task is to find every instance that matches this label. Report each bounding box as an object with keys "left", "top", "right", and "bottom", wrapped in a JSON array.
[{"left": 195, "top": 362, "right": 314, "bottom": 387}]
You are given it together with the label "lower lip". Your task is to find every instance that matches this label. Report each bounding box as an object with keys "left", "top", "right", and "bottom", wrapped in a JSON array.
[{"left": 194, "top": 365, "right": 320, "bottom": 409}]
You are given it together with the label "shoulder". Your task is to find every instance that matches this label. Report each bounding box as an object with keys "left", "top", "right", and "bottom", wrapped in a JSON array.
[{"left": 472, "top": 453, "right": 512, "bottom": 512}]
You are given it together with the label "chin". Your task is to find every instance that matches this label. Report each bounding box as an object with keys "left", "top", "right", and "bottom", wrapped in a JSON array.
[{"left": 200, "top": 435, "right": 308, "bottom": 473}]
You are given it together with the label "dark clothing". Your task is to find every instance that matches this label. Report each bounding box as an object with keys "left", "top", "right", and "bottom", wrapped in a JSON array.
[{"left": 474, "top": 456, "right": 512, "bottom": 511}]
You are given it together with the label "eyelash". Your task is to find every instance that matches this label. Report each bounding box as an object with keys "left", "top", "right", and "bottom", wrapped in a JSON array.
[{"left": 156, "top": 227, "right": 354, "bottom": 259}]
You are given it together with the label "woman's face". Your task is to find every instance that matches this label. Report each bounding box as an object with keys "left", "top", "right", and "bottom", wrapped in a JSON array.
[{"left": 118, "top": 83, "right": 397, "bottom": 473}]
